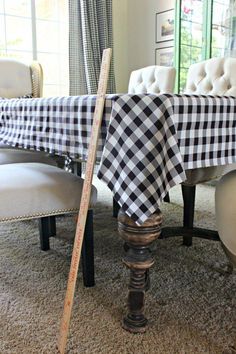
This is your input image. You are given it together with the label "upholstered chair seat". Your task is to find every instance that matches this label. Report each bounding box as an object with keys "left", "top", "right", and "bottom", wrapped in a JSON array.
[
  {"left": 215, "top": 170, "right": 236, "bottom": 267},
  {"left": 0, "top": 148, "right": 57, "bottom": 165},
  {"left": 0, "top": 162, "right": 97, "bottom": 287},
  {"left": 183, "top": 166, "right": 225, "bottom": 186},
  {"left": 0, "top": 163, "right": 96, "bottom": 222}
]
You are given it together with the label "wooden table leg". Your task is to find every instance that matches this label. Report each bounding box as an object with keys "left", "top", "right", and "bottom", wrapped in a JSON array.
[{"left": 118, "top": 209, "right": 162, "bottom": 333}]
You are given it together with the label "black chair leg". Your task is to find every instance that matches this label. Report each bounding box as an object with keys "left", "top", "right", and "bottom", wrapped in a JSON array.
[
  {"left": 81, "top": 209, "right": 95, "bottom": 287},
  {"left": 72, "top": 161, "right": 95, "bottom": 287},
  {"left": 38, "top": 217, "right": 51, "bottom": 251},
  {"left": 163, "top": 192, "right": 170, "bottom": 203},
  {"left": 113, "top": 198, "right": 120, "bottom": 218},
  {"left": 49, "top": 215, "right": 56, "bottom": 236},
  {"left": 72, "top": 161, "right": 82, "bottom": 177},
  {"left": 181, "top": 185, "right": 196, "bottom": 246},
  {"left": 75, "top": 161, "right": 82, "bottom": 176},
  {"left": 39, "top": 211, "right": 95, "bottom": 287}
]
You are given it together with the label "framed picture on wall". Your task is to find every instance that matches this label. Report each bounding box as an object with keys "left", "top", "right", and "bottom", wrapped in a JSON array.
[
  {"left": 155, "top": 46, "right": 174, "bottom": 67},
  {"left": 155, "top": 9, "right": 174, "bottom": 43}
]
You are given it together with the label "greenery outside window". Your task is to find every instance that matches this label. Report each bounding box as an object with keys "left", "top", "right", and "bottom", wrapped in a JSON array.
[{"left": 175, "top": 0, "right": 232, "bottom": 93}]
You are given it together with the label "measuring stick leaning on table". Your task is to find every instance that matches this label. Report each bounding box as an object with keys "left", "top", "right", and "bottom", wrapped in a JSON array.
[{"left": 57, "top": 48, "right": 112, "bottom": 354}]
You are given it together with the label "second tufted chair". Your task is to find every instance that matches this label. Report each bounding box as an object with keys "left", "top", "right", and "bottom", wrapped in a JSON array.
[{"left": 182, "top": 57, "right": 236, "bottom": 246}]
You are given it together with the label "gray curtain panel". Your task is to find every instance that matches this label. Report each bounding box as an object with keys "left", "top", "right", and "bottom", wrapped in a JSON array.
[{"left": 69, "top": 0, "right": 116, "bottom": 95}]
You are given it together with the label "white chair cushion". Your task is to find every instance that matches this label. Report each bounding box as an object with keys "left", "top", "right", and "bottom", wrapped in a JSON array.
[
  {"left": 128, "top": 65, "right": 176, "bottom": 94},
  {"left": 0, "top": 149, "right": 57, "bottom": 166},
  {"left": 0, "top": 59, "right": 32, "bottom": 98},
  {"left": 0, "top": 163, "right": 97, "bottom": 222},
  {"left": 215, "top": 170, "right": 236, "bottom": 266},
  {"left": 183, "top": 57, "right": 236, "bottom": 185}
]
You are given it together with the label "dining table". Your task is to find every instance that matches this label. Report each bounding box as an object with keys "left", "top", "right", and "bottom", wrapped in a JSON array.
[{"left": 1, "top": 92, "right": 236, "bottom": 333}]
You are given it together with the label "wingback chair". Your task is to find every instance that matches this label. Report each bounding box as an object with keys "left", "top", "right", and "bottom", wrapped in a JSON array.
[
  {"left": 112, "top": 65, "right": 176, "bottom": 217},
  {"left": 0, "top": 59, "right": 97, "bottom": 288},
  {"left": 0, "top": 58, "right": 56, "bottom": 165},
  {"left": 0, "top": 58, "right": 62, "bottom": 244},
  {"left": 182, "top": 57, "right": 236, "bottom": 246}
]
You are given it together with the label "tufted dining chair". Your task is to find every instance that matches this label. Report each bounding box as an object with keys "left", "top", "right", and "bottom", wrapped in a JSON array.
[
  {"left": 0, "top": 58, "right": 57, "bottom": 166},
  {"left": 112, "top": 65, "right": 176, "bottom": 217},
  {"left": 128, "top": 65, "right": 176, "bottom": 94},
  {"left": 0, "top": 162, "right": 97, "bottom": 287},
  {"left": 182, "top": 57, "right": 236, "bottom": 246}
]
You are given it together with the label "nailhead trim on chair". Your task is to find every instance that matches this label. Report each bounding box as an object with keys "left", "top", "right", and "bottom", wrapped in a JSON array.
[{"left": 0, "top": 207, "right": 82, "bottom": 223}]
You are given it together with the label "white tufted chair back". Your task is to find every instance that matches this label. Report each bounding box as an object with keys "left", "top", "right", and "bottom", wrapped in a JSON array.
[
  {"left": 185, "top": 57, "right": 236, "bottom": 96},
  {"left": 0, "top": 58, "right": 43, "bottom": 98},
  {"left": 128, "top": 65, "right": 176, "bottom": 94}
]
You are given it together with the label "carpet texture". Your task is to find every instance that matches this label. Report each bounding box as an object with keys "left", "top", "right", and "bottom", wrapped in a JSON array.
[{"left": 0, "top": 178, "right": 236, "bottom": 354}]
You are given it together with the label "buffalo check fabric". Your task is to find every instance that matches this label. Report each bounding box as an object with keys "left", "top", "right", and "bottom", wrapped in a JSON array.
[
  {"left": 1, "top": 93, "right": 236, "bottom": 225},
  {"left": 0, "top": 95, "right": 113, "bottom": 161},
  {"left": 98, "top": 94, "right": 236, "bottom": 224}
]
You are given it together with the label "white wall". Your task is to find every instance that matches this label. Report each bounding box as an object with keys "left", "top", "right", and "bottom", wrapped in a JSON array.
[
  {"left": 113, "top": 0, "right": 175, "bottom": 92},
  {"left": 113, "top": 0, "right": 129, "bottom": 93},
  {"left": 113, "top": 0, "right": 128, "bottom": 92}
]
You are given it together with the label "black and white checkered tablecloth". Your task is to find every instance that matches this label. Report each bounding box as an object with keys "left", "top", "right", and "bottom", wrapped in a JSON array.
[
  {"left": 1, "top": 93, "right": 236, "bottom": 225},
  {"left": 97, "top": 94, "right": 236, "bottom": 224},
  {"left": 0, "top": 95, "right": 114, "bottom": 161}
]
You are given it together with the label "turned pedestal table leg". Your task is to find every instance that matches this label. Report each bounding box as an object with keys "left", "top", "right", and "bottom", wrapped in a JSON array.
[{"left": 118, "top": 209, "right": 162, "bottom": 333}]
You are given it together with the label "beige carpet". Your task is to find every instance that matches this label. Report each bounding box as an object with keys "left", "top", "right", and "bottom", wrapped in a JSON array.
[{"left": 0, "top": 178, "right": 236, "bottom": 354}]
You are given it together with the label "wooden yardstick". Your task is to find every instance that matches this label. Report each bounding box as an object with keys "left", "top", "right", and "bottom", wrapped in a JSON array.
[{"left": 57, "top": 48, "right": 112, "bottom": 354}]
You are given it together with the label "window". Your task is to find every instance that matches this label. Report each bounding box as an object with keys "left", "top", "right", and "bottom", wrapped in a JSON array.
[
  {"left": 211, "top": 0, "right": 232, "bottom": 57},
  {"left": 0, "top": 0, "right": 69, "bottom": 97},
  {"left": 178, "top": 0, "right": 204, "bottom": 93},
  {"left": 175, "top": 0, "right": 232, "bottom": 93}
]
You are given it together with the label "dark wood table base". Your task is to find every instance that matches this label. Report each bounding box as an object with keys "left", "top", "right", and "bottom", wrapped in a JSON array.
[
  {"left": 161, "top": 226, "right": 219, "bottom": 241},
  {"left": 118, "top": 209, "right": 162, "bottom": 333}
]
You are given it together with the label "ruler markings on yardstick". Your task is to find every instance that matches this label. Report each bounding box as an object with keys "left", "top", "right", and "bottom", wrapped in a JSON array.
[{"left": 57, "top": 48, "right": 112, "bottom": 354}]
